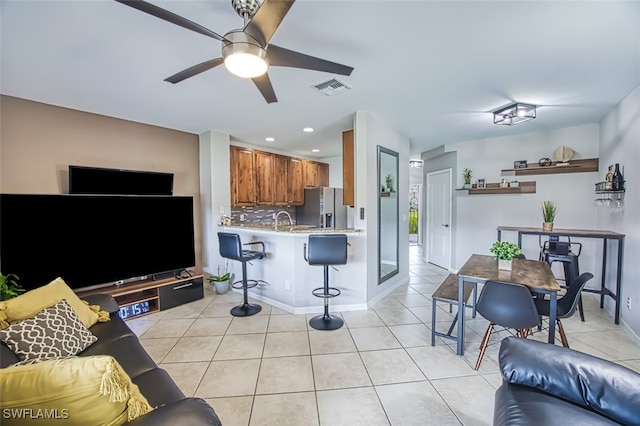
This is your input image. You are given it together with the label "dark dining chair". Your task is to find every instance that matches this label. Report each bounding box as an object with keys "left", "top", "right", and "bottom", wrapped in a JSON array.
[
  {"left": 474, "top": 280, "right": 541, "bottom": 370},
  {"left": 534, "top": 272, "right": 594, "bottom": 348}
]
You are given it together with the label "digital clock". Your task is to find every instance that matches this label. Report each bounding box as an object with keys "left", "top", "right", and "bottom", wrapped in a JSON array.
[{"left": 118, "top": 301, "right": 150, "bottom": 320}]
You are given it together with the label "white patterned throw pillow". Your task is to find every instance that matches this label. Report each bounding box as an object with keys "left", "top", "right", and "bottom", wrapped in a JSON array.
[{"left": 0, "top": 298, "right": 97, "bottom": 364}]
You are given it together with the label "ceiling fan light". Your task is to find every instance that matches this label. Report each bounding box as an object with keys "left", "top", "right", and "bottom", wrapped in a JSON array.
[{"left": 222, "top": 42, "right": 268, "bottom": 78}]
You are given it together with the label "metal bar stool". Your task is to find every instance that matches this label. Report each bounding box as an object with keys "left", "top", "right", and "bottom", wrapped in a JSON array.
[
  {"left": 540, "top": 237, "right": 585, "bottom": 321},
  {"left": 218, "top": 232, "right": 265, "bottom": 317},
  {"left": 303, "top": 234, "right": 348, "bottom": 330}
]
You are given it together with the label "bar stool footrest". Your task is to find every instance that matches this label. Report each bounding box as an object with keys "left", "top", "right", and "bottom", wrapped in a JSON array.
[
  {"left": 232, "top": 279, "right": 259, "bottom": 290},
  {"left": 312, "top": 287, "right": 341, "bottom": 298}
]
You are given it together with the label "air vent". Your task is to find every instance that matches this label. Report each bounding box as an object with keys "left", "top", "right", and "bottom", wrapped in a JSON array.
[{"left": 314, "top": 78, "right": 351, "bottom": 96}]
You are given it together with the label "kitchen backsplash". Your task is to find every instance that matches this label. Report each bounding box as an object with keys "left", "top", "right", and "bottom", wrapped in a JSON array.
[{"left": 230, "top": 206, "right": 297, "bottom": 225}]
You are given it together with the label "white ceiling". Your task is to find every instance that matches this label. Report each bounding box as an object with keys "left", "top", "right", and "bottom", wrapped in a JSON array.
[{"left": 2, "top": 0, "right": 639, "bottom": 159}]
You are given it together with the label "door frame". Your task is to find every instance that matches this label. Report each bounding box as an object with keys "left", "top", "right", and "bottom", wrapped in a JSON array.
[{"left": 425, "top": 168, "right": 452, "bottom": 270}]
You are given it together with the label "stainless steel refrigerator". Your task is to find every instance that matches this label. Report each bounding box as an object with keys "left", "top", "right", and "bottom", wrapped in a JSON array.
[{"left": 296, "top": 187, "right": 347, "bottom": 228}]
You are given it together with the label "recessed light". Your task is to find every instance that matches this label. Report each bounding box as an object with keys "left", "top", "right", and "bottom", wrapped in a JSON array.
[
  {"left": 265, "top": 137, "right": 275, "bottom": 142},
  {"left": 303, "top": 127, "right": 314, "bottom": 133},
  {"left": 312, "top": 149, "right": 320, "bottom": 153}
]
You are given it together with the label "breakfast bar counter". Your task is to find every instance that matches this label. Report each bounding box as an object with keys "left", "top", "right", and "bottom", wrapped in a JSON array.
[{"left": 218, "top": 225, "right": 366, "bottom": 314}]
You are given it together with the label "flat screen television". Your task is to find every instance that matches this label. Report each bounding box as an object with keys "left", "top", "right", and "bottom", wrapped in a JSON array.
[
  {"left": 69, "top": 165, "right": 174, "bottom": 196},
  {"left": 0, "top": 194, "right": 195, "bottom": 292}
]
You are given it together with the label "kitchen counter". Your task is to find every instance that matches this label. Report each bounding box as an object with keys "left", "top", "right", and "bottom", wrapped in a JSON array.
[
  {"left": 223, "top": 223, "right": 360, "bottom": 233},
  {"left": 218, "top": 225, "right": 366, "bottom": 313}
]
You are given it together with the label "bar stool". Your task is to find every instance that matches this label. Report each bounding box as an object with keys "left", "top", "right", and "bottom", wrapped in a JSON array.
[
  {"left": 218, "top": 232, "right": 266, "bottom": 317},
  {"left": 303, "top": 234, "right": 348, "bottom": 330},
  {"left": 540, "top": 237, "right": 585, "bottom": 321}
]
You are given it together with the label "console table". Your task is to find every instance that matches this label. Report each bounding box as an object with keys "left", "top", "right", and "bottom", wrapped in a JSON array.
[{"left": 496, "top": 226, "right": 625, "bottom": 324}]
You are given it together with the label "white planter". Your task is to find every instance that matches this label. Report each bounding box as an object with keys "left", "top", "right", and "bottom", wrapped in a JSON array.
[
  {"left": 213, "top": 280, "right": 229, "bottom": 295},
  {"left": 498, "top": 259, "right": 512, "bottom": 271}
]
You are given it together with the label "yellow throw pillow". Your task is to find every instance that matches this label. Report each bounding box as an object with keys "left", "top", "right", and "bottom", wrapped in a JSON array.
[
  {"left": 0, "top": 355, "right": 154, "bottom": 426},
  {"left": 0, "top": 277, "right": 98, "bottom": 329}
]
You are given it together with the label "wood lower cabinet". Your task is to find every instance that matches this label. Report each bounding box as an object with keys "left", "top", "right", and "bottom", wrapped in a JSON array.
[
  {"left": 231, "top": 146, "right": 256, "bottom": 206},
  {"left": 254, "top": 150, "right": 275, "bottom": 205}
]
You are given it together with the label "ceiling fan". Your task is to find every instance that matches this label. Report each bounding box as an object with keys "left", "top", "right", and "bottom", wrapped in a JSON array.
[{"left": 115, "top": 0, "right": 354, "bottom": 103}]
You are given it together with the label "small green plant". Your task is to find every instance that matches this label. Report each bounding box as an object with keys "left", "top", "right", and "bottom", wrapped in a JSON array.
[
  {"left": 542, "top": 201, "right": 557, "bottom": 223},
  {"left": 385, "top": 174, "right": 393, "bottom": 191},
  {"left": 0, "top": 273, "right": 25, "bottom": 300},
  {"left": 462, "top": 168, "right": 472, "bottom": 184},
  {"left": 489, "top": 241, "right": 522, "bottom": 260},
  {"left": 207, "top": 263, "right": 231, "bottom": 282}
]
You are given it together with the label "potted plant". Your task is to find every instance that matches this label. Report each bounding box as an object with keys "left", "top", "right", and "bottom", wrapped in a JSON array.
[
  {"left": 207, "top": 263, "right": 231, "bottom": 295},
  {"left": 385, "top": 174, "right": 393, "bottom": 192},
  {"left": 542, "top": 201, "right": 556, "bottom": 232},
  {"left": 490, "top": 241, "right": 522, "bottom": 271},
  {"left": 0, "top": 273, "right": 25, "bottom": 300},
  {"left": 462, "top": 168, "right": 472, "bottom": 189}
]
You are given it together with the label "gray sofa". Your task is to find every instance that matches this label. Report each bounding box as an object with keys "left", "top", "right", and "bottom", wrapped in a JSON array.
[
  {"left": 495, "top": 336, "right": 640, "bottom": 425},
  {"left": 0, "top": 294, "right": 221, "bottom": 426}
]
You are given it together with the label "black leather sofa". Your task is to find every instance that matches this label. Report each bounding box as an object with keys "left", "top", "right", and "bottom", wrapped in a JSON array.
[
  {"left": 0, "top": 294, "right": 221, "bottom": 426},
  {"left": 495, "top": 336, "right": 640, "bottom": 425}
]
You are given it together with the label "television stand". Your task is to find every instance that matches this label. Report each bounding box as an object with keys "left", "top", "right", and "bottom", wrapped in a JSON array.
[{"left": 77, "top": 272, "right": 204, "bottom": 319}]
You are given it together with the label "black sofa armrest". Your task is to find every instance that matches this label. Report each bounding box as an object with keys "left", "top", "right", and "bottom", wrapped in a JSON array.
[
  {"left": 499, "top": 336, "right": 640, "bottom": 425},
  {"left": 81, "top": 293, "right": 120, "bottom": 315},
  {"left": 126, "top": 398, "right": 222, "bottom": 426}
]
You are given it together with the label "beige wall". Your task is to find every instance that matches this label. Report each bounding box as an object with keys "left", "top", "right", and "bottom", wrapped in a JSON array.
[{"left": 0, "top": 95, "right": 203, "bottom": 271}]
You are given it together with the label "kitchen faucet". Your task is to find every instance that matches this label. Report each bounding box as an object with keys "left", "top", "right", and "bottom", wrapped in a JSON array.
[{"left": 274, "top": 210, "right": 293, "bottom": 230}]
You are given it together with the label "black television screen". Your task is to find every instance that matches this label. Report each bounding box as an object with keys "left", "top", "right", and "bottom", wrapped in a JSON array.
[
  {"left": 69, "top": 165, "right": 174, "bottom": 195},
  {"left": 0, "top": 194, "right": 195, "bottom": 291}
]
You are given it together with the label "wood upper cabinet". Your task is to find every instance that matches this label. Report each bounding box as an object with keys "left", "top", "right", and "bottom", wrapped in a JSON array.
[
  {"left": 288, "top": 157, "right": 304, "bottom": 206},
  {"left": 318, "top": 162, "right": 329, "bottom": 187},
  {"left": 230, "top": 146, "right": 256, "bottom": 207},
  {"left": 303, "top": 160, "right": 319, "bottom": 188},
  {"left": 342, "top": 130, "right": 354, "bottom": 206},
  {"left": 273, "top": 154, "right": 290, "bottom": 206},
  {"left": 230, "top": 145, "right": 329, "bottom": 207},
  {"left": 254, "top": 150, "right": 274, "bottom": 205}
]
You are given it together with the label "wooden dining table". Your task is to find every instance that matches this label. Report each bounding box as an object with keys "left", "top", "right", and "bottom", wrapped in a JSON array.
[{"left": 455, "top": 254, "right": 561, "bottom": 356}]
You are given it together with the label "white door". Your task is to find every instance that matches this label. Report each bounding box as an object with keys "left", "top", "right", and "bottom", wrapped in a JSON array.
[{"left": 426, "top": 169, "right": 452, "bottom": 269}]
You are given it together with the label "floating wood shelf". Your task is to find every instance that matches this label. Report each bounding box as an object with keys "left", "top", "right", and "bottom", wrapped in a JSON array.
[
  {"left": 501, "top": 158, "right": 598, "bottom": 176},
  {"left": 464, "top": 181, "right": 536, "bottom": 195}
]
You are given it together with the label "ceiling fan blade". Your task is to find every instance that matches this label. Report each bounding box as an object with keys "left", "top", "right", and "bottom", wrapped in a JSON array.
[
  {"left": 115, "top": 0, "right": 227, "bottom": 42},
  {"left": 164, "top": 58, "right": 224, "bottom": 84},
  {"left": 243, "top": 0, "right": 295, "bottom": 46},
  {"left": 268, "top": 44, "right": 354, "bottom": 76},
  {"left": 251, "top": 73, "right": 278, "bottom": 104}
]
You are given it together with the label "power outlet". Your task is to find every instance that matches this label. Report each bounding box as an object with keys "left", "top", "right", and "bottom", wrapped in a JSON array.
[
  {"left": 240, "top": 214, "right": 246, "bottom": 222},
  {"left": 627, "top": 297, "right": 632, "bottom": 310},
  {"left": 272, "top": 213, "right": 277, "bottom": 220},
  {"left": 284, "top": 280, "right": 290, "bottom": 290}
]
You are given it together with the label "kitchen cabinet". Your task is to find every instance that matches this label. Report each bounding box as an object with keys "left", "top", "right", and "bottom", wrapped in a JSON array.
[
  {"left": 254, "top": 150, "right": 275, "bottom": 205},
  {"left": 230, "top": 146, "right": 328, "bottom": 207},
  {"left": 342, "top": 130, "right": 354, "bottom": 206},
  {"left": 318, "top": 162, "right": 329, "bottom": 187},
  {"left": 288, "top": 157, "right": 304, "bottom": 206},
  {"left": 273, "top": 154, "right": 290, "bottom": 206},
  {"left": 303, "top": 160, "right": 319, "bottom": 188},
  {"left": 230, "top": 146, "right": 255, "bottom": 207}
]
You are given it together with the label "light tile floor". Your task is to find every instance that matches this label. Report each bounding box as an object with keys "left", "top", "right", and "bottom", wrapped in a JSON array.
[{"left": 129, "top": 245, "right": 640, "bottom": 426}]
